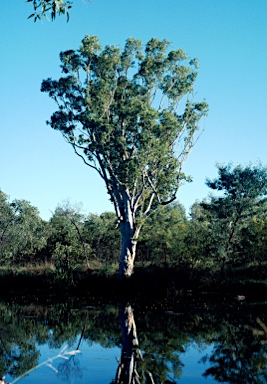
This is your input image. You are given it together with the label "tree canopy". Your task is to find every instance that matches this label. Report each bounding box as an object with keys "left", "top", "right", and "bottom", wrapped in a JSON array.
[
  {"left": 206, "top": 163, "right": 267, "bottom": 201},
  {"left": 41, "top": 35, "right": 208, "bottom": 277},
  {"left": 0, "top": 190, "right": 47, "bottom": 265}
]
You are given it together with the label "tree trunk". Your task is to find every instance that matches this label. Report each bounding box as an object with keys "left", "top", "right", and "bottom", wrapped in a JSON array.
[
  {"left": 113, "top": 188, "right": 144, "bottom": 278},
  {"left": 119, "top": 221, "right": 140, "bottom": 278}
]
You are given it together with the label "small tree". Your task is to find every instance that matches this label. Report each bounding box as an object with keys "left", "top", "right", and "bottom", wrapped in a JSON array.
[
  {"left": 47, "top": 206, "right": 87, "bottom": 270},
  {"left": 0, "top": 190, "right": 47, "bottom": 265},
  {"left": 41, "top": 35, "right": 208, "bottom": 277},
  {"left": 200, "top": 163, "right": 267, "bottom": 268},
  {"left": 53, "top": 201, "right": 90, "bottom": 268}
]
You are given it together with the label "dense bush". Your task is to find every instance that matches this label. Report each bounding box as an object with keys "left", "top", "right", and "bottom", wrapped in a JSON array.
[{"left": 1, "top": 164, "right": 267, "bottom": 272}]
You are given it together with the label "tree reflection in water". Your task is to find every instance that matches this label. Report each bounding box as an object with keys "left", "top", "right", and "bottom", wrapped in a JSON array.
[
  {"left": 113, "top": 304, "right": 143, "bottom": 383},
  {"left": 113, "top": 303, "right": 181, "bottom": 384},
  {"left": 57, "top": 351, "right": 83, "bottom": 382},
  {"left": 0, "top": 307, "right": 40, "bottom": 380},
  {"left": 57, "top": 327, "right": 86, "bottom": 383},
  {"left": 0, "top": 299, "right": 266, "bottom": 383},
  {"left": 202, "top": 317, "right": 267, "bottom": 384}
]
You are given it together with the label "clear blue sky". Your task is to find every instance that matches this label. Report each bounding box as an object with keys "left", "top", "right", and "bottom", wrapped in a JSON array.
[{"left": 1, "top": 0, "right": 267, "bottom": 220}]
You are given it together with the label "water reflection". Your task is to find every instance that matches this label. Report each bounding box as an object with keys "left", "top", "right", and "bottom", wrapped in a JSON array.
[
  {"left": 57, "top": 346, "right": 83, "bottom": 382},
  {"left": 113, "top": 303, "right": 183, "bottom": 384},
  {"left": 201, "top": 316, "right": 267, "bottom": 383},
  {"left": 0, "top": 298, "right": 266, "bottom": 383},
  {"left": 113, "top": 304, "right": 142, "bottom": 383}
]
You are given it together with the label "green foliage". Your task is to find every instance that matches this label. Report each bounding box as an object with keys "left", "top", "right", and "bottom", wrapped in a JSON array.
[
  {"left": 189, "top": 163, "right": 267, "bottom": 268},
  {"left": 47, "top": 207, "right": 87, "bottom": 270},
  {"left": 237, "top": 212, "right": 267, "bottom": 266},
  {"left": 1, "top": 163, "right": 267, "bottom": 278},
  {"left": 27, "top": 0, "right": 73, "bottom": 22},
  {"left": 184, "top": 202, "right": 213, "bottom": 266},
  {"left": 137, "top": 202, "right": 189, "bottom": 264},
  {"left": 0, "top": 190, "right": 47, "bottom": 265},
  {"left": 41, "top": 36, "right": 208, "bottom": 220},
  {"left": 83, "top": 211, "right": 121, "bottom": 263},
  {"left": 52, "top": 201, "right": 91, "bottom": 268},
  {"left": 207, "top": 163, "right": 267, "bottom": 202}
]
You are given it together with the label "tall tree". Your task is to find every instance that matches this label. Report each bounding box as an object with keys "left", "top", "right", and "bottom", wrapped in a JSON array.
[{"left": 41, "top": 35, "right": 208, "bottom": 277}]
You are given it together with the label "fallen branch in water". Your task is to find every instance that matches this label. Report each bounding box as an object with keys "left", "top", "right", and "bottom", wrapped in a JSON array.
[{"left": 10, "top": 345, "right": 80, "bottom": 384}]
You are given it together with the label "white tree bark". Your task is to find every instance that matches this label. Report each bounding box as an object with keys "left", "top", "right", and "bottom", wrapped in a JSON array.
[
  {"left": 119, "top": 222, "right": 140, "bottom": 278},
  {"left": 118, "top": 192, "right": 141, "bottom": 278}
]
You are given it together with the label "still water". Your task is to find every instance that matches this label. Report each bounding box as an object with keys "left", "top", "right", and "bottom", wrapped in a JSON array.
[{"left": 0, "top": 296, "right": 266, "bottom": 383}]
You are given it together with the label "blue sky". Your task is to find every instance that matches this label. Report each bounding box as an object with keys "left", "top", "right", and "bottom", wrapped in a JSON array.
[{"left": 1, "top": 0, "right": 267, "bottom": 220}]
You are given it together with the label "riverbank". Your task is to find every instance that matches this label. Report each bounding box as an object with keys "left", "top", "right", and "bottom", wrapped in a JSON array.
[{"left": 0, "top": 262, "right": 266, "bottom": 302}]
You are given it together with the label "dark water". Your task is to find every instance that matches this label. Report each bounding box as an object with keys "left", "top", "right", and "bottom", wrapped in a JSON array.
[{"left": 0, "top": 295, "right": 266, "bottom": 383}]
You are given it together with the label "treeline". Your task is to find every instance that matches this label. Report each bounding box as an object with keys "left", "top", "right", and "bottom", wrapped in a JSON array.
[{"left": 1, "top": 163, "right": 267, "bottom": 273}]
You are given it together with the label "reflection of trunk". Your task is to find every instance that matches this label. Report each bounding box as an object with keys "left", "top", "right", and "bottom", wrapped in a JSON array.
[
  {"left": 115, "top": 304, "right": 143, "bottom": 383},
  {"left": 0, "top": 333, "right": 8, "bottom": 355},
  {"left": 76, "top": 312, "right": 88, "bottom": 350}
]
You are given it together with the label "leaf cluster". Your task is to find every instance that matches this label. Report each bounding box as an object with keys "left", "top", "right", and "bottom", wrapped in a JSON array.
[{"left": 27, "top": 0, "right": 73, "bottom": 22}]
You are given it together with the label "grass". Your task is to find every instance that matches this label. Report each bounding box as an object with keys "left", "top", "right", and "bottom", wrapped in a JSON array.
[
  {"left": 0, "top": 260, "right": 266, "bottom": 301},
  {"left": 0, "top": 261, "right": 56, "bottom": 275}
]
